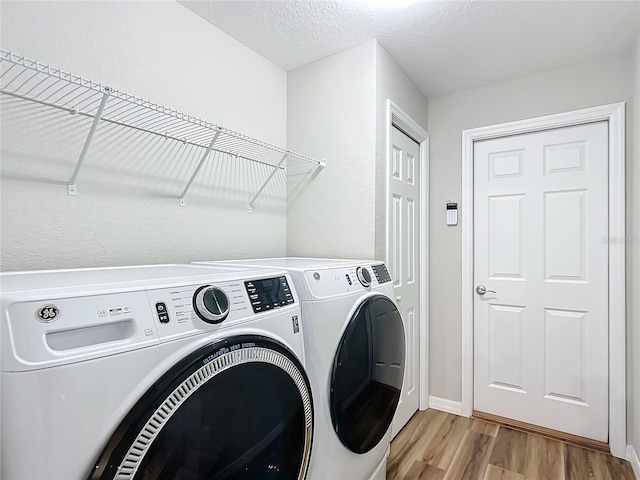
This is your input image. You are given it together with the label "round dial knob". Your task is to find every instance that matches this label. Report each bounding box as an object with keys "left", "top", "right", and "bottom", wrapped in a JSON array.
[
  {"left": 356, "top": 267, "right": 372, "bottom": 287},
  {"left": 193, "top": 285, "right": 230, "bottom": 324}
]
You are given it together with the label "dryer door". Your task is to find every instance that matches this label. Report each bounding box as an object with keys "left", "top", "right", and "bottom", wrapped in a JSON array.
[
  {"left": 89, "top": 335, "right": 313, "bottom": 480},
  {"left": 330, "top": 294, "right": 405, "bottom": 454}
]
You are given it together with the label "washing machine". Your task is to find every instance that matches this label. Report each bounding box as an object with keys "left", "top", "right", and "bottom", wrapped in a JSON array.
[
  {"left": 1, "top": 263, "right": 313, "bottom": 480},
  {"left": 195, "top": 258, "right": 405, "bottom": 480}
]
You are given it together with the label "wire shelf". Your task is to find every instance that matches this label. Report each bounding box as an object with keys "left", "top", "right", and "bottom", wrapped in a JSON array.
[{"left": 0, "top": 50, "right": 326, "bottom": 210}]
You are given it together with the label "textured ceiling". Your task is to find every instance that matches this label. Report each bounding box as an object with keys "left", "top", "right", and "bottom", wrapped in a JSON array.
[{"left": 180, "top": 0, "right": 640, "bottom": 97}]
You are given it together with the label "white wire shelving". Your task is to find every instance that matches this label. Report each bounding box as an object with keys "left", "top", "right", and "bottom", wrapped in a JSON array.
[{"left": 0, "top": 50, "right": 326, "bottom": 211}]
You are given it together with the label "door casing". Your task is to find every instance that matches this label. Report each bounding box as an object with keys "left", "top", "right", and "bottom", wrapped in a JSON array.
[
  {"left": 385, "top": 100, "right": 429, "bottom": 412},
  {"left": 460, "top": 103, "right": 626, "bottom": 458}
]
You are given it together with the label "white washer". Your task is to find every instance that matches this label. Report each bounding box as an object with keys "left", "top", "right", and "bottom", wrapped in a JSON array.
[
  {"left": 195, "top": 258, "right": 405, "bottom": 480},
  {"left": 1, "top": 264, "right": 313, "bottom": 480}
]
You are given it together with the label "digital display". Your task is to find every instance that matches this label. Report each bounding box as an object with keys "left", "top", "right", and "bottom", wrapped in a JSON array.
[
  {"left": 372, "top": 264, "right": 392, "bottom": 284},
  {"left": 244, "top": 276, "right": 294, "bottom": 313}
]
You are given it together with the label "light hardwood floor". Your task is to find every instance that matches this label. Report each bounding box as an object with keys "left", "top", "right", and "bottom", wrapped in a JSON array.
[{"left": 387, "top": 409, "right": 635, "bottom": 480}]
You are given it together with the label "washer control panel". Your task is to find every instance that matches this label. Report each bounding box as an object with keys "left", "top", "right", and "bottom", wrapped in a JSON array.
[
  {"left": 245, "top": 276, "right": 294, "bottom": 313},
  {"left": 146, "top": 273, "right": 298, "bottom": 341}
]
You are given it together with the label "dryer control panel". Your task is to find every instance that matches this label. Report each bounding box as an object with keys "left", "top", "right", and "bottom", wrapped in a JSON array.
[{"left": 303, "top": 264, "right": 393, "bottom": 299}]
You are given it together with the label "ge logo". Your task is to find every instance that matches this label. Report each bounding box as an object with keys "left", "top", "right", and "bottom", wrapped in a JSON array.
[{"left": 36, "top": 305, "right": 60, "bottom": 322}]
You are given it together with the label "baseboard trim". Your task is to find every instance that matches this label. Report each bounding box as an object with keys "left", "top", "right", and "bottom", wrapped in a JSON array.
[
  {"left": 627, "top": 445, "right": 640, "bottom": 479},
  {"left": 428, "top": 396, "right": 463, "bottom": 416}
]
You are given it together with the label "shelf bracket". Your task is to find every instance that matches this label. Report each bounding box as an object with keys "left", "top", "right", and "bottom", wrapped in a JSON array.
[
  {"left": 247, "top": 153, "right": 288, "bottom": 213},
  {"left": 67, "top": 89, "right": 111, "bottom": 195},
  {"left": 179, "top": 129, "right": 221, "bottom": 206}
]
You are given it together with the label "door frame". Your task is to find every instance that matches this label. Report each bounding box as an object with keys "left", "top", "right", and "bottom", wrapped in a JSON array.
[
  {"left": 460, "top": 102, "right": 626, "bottom": 457},
  {"left": 385, "top": 99, "right": 430, "bottom": 411}
]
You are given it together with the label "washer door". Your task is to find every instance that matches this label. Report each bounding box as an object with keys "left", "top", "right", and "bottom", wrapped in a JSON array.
[
  {"left": 330, "top": 294, "right": 405, "bottom": 454},
  {"left": 89, "top": 335, "right": 313, "bottom": 480}
]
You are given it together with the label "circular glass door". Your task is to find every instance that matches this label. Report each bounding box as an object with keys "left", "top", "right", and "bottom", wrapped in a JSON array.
[
  {"left": 330, "top": 295, "right": 405, "bottom": 454},
  {"left": 89, "top": 335, "right": 313, "bottom": 480}
]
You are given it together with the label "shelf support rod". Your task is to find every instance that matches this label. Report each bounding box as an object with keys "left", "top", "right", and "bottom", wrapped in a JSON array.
[
  {"left": 67, "top": 89, "right": 111, "bottom": 196},
  {"left": 179, "top": 129, "right": 221, "bottom": 206},
  {"left": 248, "top": 153, "right": 288, "bottom": 213}
]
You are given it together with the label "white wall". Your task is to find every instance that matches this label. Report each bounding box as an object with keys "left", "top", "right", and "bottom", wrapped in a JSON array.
[
  {"left": 631, "top": 33, "right": 640, "bottom": 463},
  {"left": 0, "top": 1, "right": 288, "bottom": 272},
  {"left": 286, "top": 40, "right": 378, "bottom": 259},
  {"left": 374, "top": 43, "right": 429, "bottom": 261},
  {"left": 427, "top": 51, "right": 635, "bottom": 403},
  {"left": 286, "top": 40, "right": 428, "bottom": 260}
]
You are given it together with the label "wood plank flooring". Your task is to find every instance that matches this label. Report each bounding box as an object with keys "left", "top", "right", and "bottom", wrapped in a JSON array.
[{"left": 387, "top": 409, "right": 635, "bottom": 480}]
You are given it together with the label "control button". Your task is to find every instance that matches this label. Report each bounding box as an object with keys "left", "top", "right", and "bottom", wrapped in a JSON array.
[
  {"left": 345, "top": 274, "right": 352, "bottom": 285},
  {"left": 123, "top": 306, "right": 131, "bottom": 313},
  {"left": 144, "top": 328, "right": 154, "bottom": 336},
  {"left": 356, "top": 267, "right": 372, "bottom": 287},
  {"left": 193, "top": 286, "right": 230, "bottom": 324},
  {"left": 98, "top": 310, "right": 107, "bottom": 318},
  {"left": 155, "top": 302, "right": 170, "bottom": 324},
  {"left": 109, "top": 308, "right": 123, "bottom": 316},
  {"left": 313, "top": 272, "right": 321, "bottom": 281}
]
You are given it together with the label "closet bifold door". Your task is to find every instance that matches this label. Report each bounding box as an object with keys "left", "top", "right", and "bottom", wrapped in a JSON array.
[
  {"left": 88, "top": 335, "right": 313, "bottom": 480},
  {"left": 330, "top": 295, "right": 405, "bottom": 454}
]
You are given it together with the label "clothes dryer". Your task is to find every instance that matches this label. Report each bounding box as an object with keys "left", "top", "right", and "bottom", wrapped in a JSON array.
[
  {"left": 195, "top": 258, "right": 405, "bottom": 480},
  {"left": 1, "top": 264, "right": 313, "bottom": 480}
]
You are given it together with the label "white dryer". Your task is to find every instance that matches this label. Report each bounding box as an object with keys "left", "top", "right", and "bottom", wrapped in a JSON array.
[
  {"left": 1, "top": 264, "right": 313, "bottom": 480},
  {"left": 195, "top": 258, "right": 405, "bottom": 480}
]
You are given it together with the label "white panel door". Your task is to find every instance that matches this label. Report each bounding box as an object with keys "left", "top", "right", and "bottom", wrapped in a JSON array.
[
  {"left": 389, "top": 126, "right": 420, "bottom": 438},
  {"left": 473, "top": 122, "right": 609, "bottom": 442}
]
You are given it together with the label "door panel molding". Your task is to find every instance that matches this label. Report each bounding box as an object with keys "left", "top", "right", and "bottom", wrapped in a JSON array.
[
  {"left": 385, "top": 100, "right": 429, "bottom": 413},
  {"left": 461, "top": 103, "right": 626, "bottom": 458}
]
